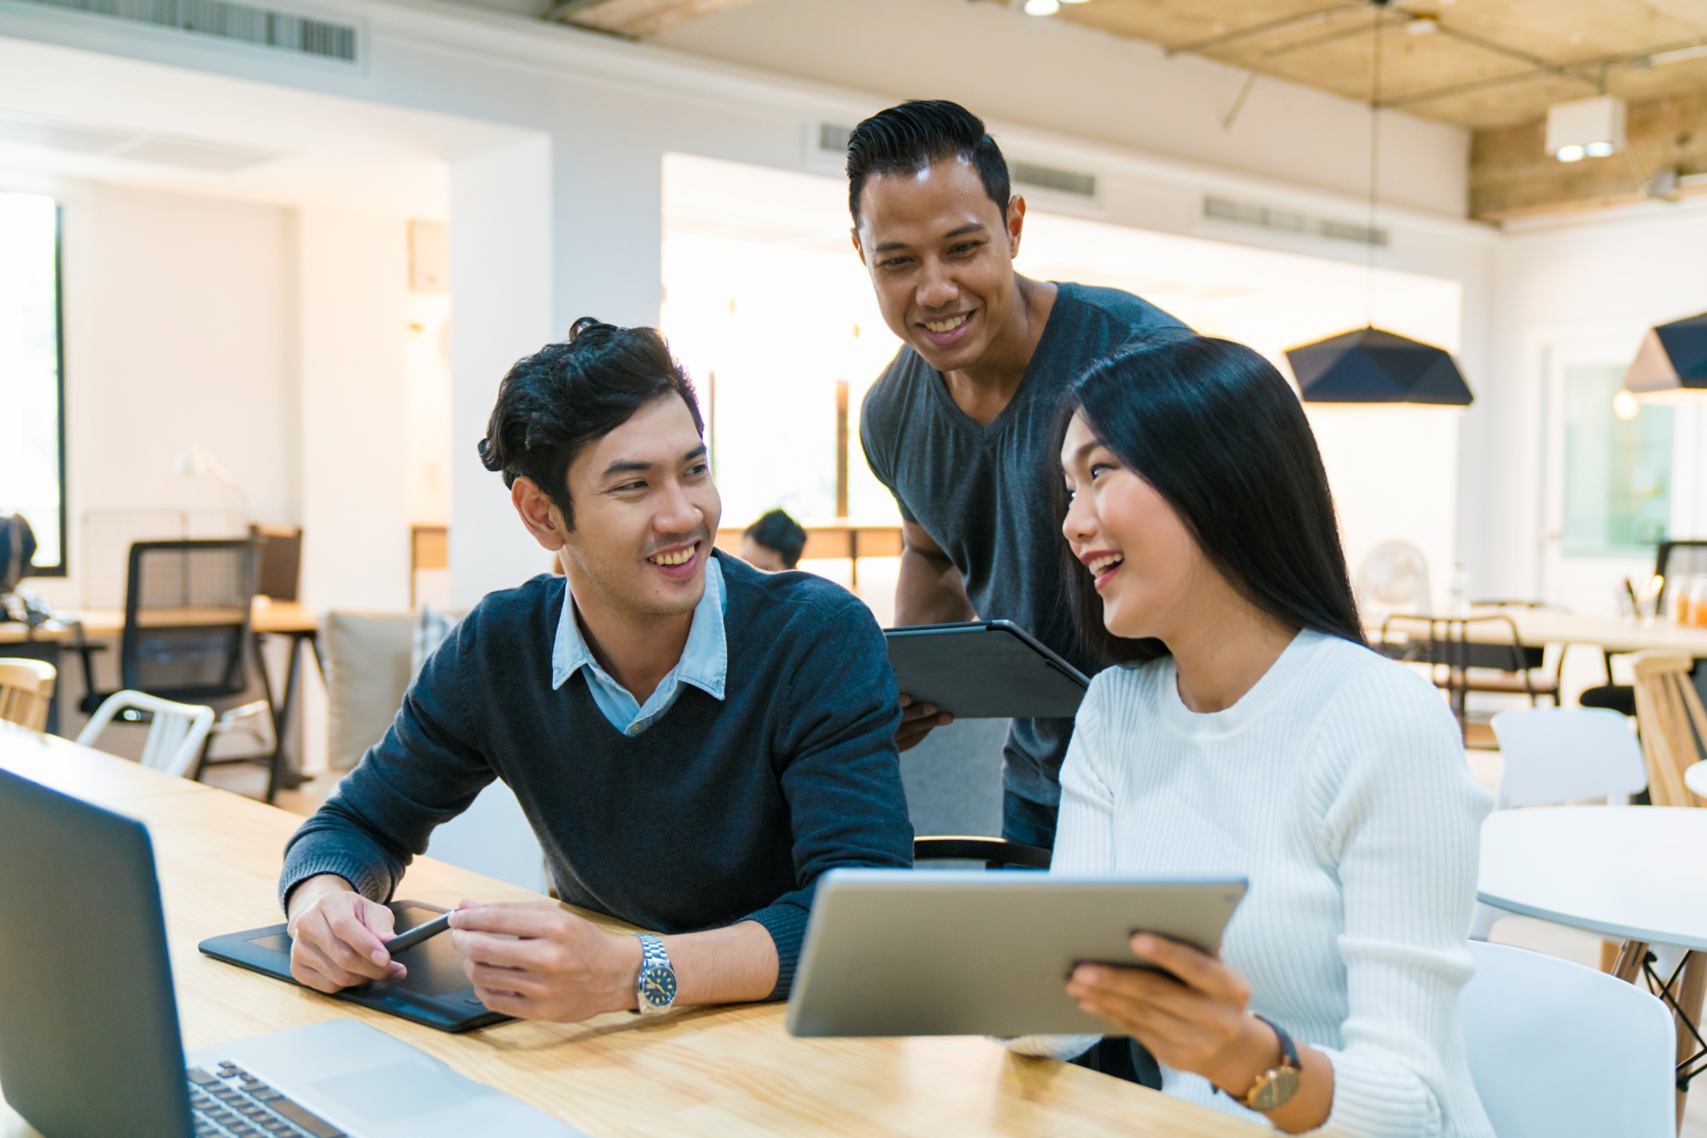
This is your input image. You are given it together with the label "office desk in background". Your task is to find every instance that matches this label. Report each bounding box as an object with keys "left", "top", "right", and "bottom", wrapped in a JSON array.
[
  {"left": 0, "top": 601, "right": 322, "bottom": 798},
  {"left": 0, "top": 724, "right": 1261, "bottom": 1138}
]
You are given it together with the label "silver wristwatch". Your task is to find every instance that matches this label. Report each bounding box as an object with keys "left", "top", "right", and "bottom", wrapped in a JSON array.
[{"left": 634, "top": 933, "right": 677, "bottom": 1015}]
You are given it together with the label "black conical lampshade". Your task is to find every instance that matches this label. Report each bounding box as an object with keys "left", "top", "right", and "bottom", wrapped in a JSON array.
[
  {"left": 1625, "top": 310, "right": 1707, "bottom": 397},
  {"left": 1286, "top": 326, "right": 1474, "bottom": 406}
]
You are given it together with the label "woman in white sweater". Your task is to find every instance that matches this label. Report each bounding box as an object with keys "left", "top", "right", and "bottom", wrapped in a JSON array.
[{"left": 1021, "top": 333, "right": 1494, "bottom": 1137}]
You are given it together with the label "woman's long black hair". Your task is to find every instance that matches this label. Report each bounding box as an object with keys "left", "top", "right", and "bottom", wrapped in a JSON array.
[{"left": 1051, "top": 332, "right": 1366, "bottom": 668}]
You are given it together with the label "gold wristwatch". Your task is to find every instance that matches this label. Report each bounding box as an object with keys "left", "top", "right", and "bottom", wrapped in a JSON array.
[{"left": 1236, "top": 1014, "right": 1301, "bottom": 1112}]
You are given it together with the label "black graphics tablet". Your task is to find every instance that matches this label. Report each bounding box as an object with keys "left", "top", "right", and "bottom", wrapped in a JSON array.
[
  {"left": 884, "top": 620, "right": 1090, "bottom": 720},
  {"left": 199, "top": 901, "right": 511, "bottom": 1033}
]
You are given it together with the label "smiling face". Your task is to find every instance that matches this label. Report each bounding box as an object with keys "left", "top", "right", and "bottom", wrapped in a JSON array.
[
  {"left": 1059, "top": 411, "right": 1207, "bottom": 642},
  {"left": 852, "top": 157, "right": 1024, "bottom": 377},
  {"left": 552, "top": 394, "right": 722, "bottom": 623}
]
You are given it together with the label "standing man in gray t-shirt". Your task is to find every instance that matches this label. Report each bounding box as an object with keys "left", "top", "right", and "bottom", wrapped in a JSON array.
[{"left": 849, "top": 100, "right": 1185, "bottom": 851}]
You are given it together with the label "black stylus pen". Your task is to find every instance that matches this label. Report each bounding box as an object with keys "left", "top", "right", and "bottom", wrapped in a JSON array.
[{"left": 385, "top": 911, "right": 453, "bottom": 956}]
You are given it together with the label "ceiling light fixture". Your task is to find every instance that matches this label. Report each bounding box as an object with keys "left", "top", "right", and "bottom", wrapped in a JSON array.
[
  {"left": 1284, "top": 0, "right": 1474, "bottom": 407},
  {"left": 1022, "top": 0, "right": 1060, "bottom": 15},
  {"left": 1545, "top": 94, "right": 1625, "bottom": 163},
  {"left": 1647, "top": 42, "right": 1707, "bottom": 67},
  {"left": 1625, "top": 310, "right": 1707, "bottom": 399}
]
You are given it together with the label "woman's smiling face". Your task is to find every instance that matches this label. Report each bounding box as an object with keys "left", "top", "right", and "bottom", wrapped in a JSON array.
[{"left": 1059, "top": 410, "right": 1208, "bottom": 641}]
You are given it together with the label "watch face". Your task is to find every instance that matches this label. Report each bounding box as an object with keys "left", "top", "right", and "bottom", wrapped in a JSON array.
[
  {"left": 639, "top": 963, "right": 677, "bottom": 1009},
  {"left": 1248, "top": 1066, "right": 1301, "bottom": 1112}
]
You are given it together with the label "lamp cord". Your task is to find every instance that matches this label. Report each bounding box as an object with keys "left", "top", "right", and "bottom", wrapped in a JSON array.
[{"left": 1366, "top": 0, "right": 1383, "bottom": 329}]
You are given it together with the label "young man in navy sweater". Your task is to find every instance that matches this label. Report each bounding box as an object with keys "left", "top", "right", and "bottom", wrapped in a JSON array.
[{"left": 280, "top": 318, "right": 912, "bottom": 1023}]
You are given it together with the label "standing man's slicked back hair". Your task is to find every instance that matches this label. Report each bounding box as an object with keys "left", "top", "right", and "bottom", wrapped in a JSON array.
[
  {"left": 478, "top": 317, "right": 702, "bottom": 529},
  {"left": 845, "top": 100, "right": 1012, "bottom": 225}
]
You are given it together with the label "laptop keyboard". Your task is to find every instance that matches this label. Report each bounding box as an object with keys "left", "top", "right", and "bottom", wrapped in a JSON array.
[{"left": 187, "top": 1061, "right": 346, "bottom": 1138}]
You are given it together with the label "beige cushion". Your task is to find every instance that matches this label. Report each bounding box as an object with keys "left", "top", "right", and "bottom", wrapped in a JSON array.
[{"left": 322, "top": 611, "right": 417, "bottom": 772}]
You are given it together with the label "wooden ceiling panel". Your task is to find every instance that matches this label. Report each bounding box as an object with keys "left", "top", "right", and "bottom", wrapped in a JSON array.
[{"left": 1058, "top": 0, "right": 1707, "bottom": 129}]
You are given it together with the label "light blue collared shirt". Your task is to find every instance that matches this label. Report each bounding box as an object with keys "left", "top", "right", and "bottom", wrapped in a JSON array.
[{"left": 550, "top": 556, "right": 728, "bottom": 736}]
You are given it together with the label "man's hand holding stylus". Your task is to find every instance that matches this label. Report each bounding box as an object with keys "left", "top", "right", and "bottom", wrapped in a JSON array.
[{"left": 285, "top": 874, "right": 406, "bottom": 993}]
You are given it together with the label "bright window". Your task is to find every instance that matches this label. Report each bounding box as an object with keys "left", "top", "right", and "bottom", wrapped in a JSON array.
[
  {"left": 1562, "top": 363, "right": 1673, "bottom": 557},
  {"left": 0, "top": 192, "right": 66, "bottom": 574}
]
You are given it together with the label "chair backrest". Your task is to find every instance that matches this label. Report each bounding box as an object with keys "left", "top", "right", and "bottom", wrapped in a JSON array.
[
  {"left": 1461, "top": 940, "right": 1674, "bottom": 1138},
  {"left": 1490, "top": 708, "right": 1647, "bottom": 807},
  {"left": 1632, "top": 652, "right": 1707, "bottom": 807},
  {"left": 121, "top": 539, "right": 257, "bottom": 701},
  {"left": 76, "top": 690, "right": 215, "bottom": 779},
  {"left": 1378, "top": 613, "right": 1541, "bottom": 674},
  {"left": 0, "top": 658, "right": 56, "bottom": 732},
  {"left": 1657, "top": 540, "right": 1707, "bottom": 609}
]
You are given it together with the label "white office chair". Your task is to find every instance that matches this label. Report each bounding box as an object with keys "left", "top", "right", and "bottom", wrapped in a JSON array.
[
  {"left": 77, "top": 690, "right": 215, "bottom": 780},
  {"left": 1461, "top": 940, "right": 1674, "bottom": 1138},
  {"left": 1490, "top": 707, "right": 1647, "bottom": 808},
  {"left": 1472, "top": 708, "right": 1649, "bottom": 940}
]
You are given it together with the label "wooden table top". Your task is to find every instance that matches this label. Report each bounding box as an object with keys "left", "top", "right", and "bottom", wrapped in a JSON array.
[
  {"left": 0, "top": 599, "right": 318, "bottom": 645},
  {"left": 0, "top": 726, "right": 1260, "bottom": 1138},
  {"left": 1371, "top": 608, "right": 1707, "bottom": 656}
]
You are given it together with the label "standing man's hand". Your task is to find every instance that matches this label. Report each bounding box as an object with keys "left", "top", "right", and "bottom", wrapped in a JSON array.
[
  {"left": 285, "top": 874, "right": 406, "bottom": 993},
  {"left": 450, "top": 900, "right": 643, "bottom": 1023},
  {"left": 897, "top": 694, "right": 953, "bottom": 752}
]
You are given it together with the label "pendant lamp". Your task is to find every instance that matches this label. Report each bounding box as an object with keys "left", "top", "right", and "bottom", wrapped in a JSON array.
[
  {"left": 1285, "top": 0, "right": 1473, "bottom": 407},
  {"left": 1624, "top": 310, "right": 1707, "bottom": 398}
]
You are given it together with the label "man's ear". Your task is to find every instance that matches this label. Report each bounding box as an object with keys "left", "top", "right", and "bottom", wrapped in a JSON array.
[
  {"left": 511, "top": 477, "right": 568, "bottom": 552},
  {"left": 1006, "top": 194, "right": 1027, "bottom": 258},
  {"left": 851, "top": 225, "right": 867, "bottom": 266}
]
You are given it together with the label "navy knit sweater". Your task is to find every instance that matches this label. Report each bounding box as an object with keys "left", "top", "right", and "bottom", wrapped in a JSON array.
[{"left": 279, "top": 552, "right": 914, "bottom": 996}]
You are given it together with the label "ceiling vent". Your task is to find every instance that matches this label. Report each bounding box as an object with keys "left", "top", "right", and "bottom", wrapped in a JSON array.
[
  {"left": 818, "top": 123, "right": 1098, "bottom": 200},
  {"left": 1203, "top": 195, "right": 1388, "bottom": 248},
  {"left": 17, "top": 0, "right": 360, "bottom": 64}
]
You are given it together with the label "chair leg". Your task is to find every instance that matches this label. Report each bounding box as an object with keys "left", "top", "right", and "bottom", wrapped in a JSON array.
[
  {"left": 1675, "top": 954, "right": 1707, "bottom": 1130},
  {"left": 189, "top": 734, "right": 213, "bottom": 783},
  {"left": 1468, "top": 902, "right": 1498, "bottom": 941}
]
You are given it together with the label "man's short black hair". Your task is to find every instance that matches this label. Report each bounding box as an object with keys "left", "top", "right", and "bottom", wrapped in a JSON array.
[
  {"left": 744, "top": 509, "right": 807, "bottom": 569},
  {"left": 845, "top": 99, "right": 1011, "bottom": 226},
  {"left": 478, "top": 317, "right": 702, "bottom": 528}
]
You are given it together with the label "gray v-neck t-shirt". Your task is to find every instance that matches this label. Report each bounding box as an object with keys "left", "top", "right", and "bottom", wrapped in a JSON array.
[{"left": 859, "top": 282, "right": 1185, "bottom": 806}]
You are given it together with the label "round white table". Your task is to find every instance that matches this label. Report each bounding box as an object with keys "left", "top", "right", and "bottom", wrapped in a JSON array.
[
  {"left": 1480, "top": 806, "right": 1707, "bottom": 951},
  {"left": 1479, "top": 805, "right": 1707, "bottom": 1120}
]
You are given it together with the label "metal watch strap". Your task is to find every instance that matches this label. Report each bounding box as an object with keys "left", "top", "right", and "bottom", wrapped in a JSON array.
[{"left": 635, "top": 933, "right": 674, "bottom": 1015}]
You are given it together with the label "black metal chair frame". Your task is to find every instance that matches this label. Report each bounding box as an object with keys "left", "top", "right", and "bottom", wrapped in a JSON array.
[
  {"left": 912, "top": 835, "right": 1050, "bottom": 870},
  {"left": 1379, "top": 613, "right": 1554, "bottom": 741}
]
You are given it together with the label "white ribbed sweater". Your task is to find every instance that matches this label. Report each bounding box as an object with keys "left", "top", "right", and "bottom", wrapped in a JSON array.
[{"left": 1025, "top": 631, "right": 1495, "bottom": 1137}]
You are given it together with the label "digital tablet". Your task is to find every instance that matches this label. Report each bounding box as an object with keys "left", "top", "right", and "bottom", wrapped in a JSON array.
[
  {"left": 786, "top": 870, "right": 1247, "bottom": 1038},
  {"left": 884, "top": 620, "right": 1090, "bottom": 720},
  {"left": 199, "top": 900, "right": 511, "bottom": 1033}
]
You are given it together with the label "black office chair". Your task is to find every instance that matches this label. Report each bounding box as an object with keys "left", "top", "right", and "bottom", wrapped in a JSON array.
[
  {"left": 912, "top": 835, "right": 1050, "bottom": 869},
  {"left": 76, "top": 539, "right": 276, "bottom": 789},
  {"left": 1580, "top": 539, "right": 1707, "bottom": 717}
]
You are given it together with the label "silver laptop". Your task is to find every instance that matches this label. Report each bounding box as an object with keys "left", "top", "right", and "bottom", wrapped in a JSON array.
[
  {"left": 0, "top": 766, "right": 581, "bottom": 1138},
  {"left": 787, "top": 868, "right": 1247, "bottom": 1038}
]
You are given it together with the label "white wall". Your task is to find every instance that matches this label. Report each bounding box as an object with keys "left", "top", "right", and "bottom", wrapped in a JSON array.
[
  {"left": 656, "top": 0, "right": 1471, "bottom": 218},
  {"left": 1465, "top": 199, "right": 1707, "bottom": 599},
  {"left": 0, "top": 0, "right": 1496, "bottom": 607},
  {"left": 21, "top": 181, "right": 295, "bottom": 610},
  {"left": 294, "top": 207, "right": 412, "bottom": 612}
]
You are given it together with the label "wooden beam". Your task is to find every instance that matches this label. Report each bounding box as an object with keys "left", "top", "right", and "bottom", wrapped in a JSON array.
[
  {"left": 548, "top": 0, "right": 759, "bottom": 40},
  {"left": 1470, "top": 88, "right": 1707, "bottom": 222}
]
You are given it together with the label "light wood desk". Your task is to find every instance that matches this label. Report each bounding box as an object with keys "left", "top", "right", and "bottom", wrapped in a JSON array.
[
  {"left": 1369, "top": 608, "right": 1707, "bottom": 657},
  {"left": 0, "top": 599, "right": 319, "bottom": 644},
  {"left": 0, "top": 727, "right": 1260, "bottom": 1138}
]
